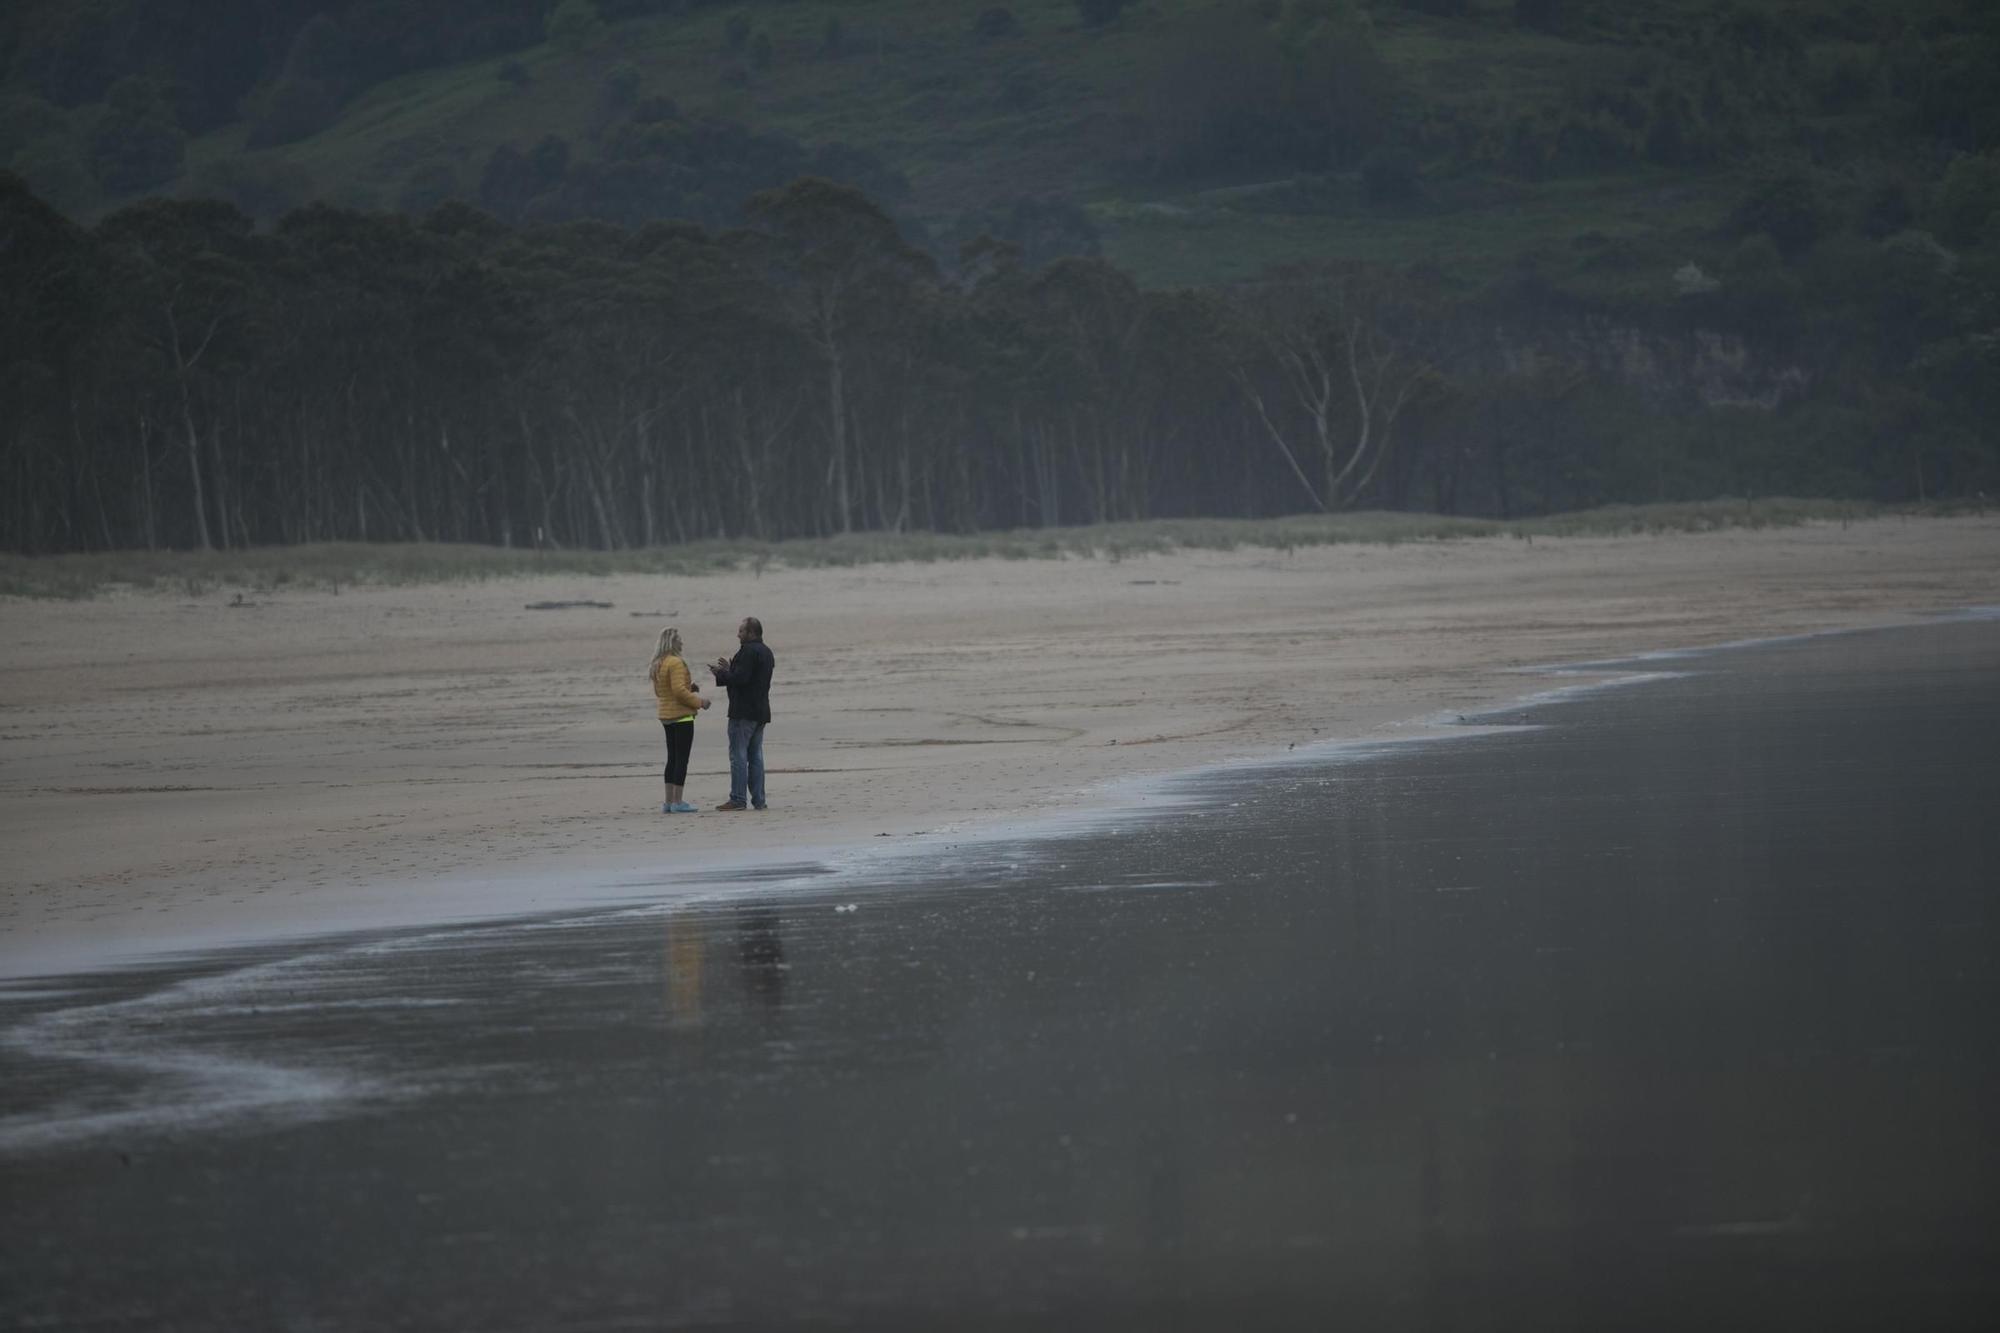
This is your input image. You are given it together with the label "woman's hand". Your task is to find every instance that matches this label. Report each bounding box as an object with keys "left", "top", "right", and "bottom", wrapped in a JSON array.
[{"left": 699, "top": 696, "right": 711, "bottom": 710}]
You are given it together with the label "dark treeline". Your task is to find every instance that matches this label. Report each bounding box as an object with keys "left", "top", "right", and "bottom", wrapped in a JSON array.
[{"left": 3, "top": 167, "right": 1996, "bottom": 556}]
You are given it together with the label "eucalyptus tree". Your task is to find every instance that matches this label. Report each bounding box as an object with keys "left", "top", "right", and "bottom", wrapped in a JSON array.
[
  {"left": 1231, "top": 263, "right": 1442, "bottom": 512},
  {"left": 0, "top": 171, "right": 96, "bottom": 552},
  {"left": 1022, "top": 256, "right": 1157, "bottom": 524},
  {"left": 504, "top": 220, "right": 659, "bottom": 549},
  {"left": 414, "top": 210, "right": 541, "bottom": 545},
  {"left": 954, "top": 244, "right": 1222, "bottom": 528},
  {"left": 269, "top": 202, "right": 515, "bottom": 544},
  {"left": 94, "top": 196, "right": 263, "bottom": 550},
  {"left": 1124, "top": 284, "right": 1239, "bottom": 518},
  {"left": 619, "top": 219, "right": 751, "bottom": 545},
  {"left": 954, "top": 235, "right": 1053, "bottom": 526},
  {"left": 843, "top": 273, "right": 963, "bottom": 533},
  {"left": 1438, "top": 352, "right": 1588, "bottom": 519},
  {"left": 738, "top": 178, "right": 938, "bottom": 535},
  {"left": 635, "top": 219, "right": 818, "bottom": 542}
]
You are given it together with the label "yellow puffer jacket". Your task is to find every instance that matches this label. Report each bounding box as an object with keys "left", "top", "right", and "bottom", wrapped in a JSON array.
[{"left": 652, "top": 655, "right": 704, "bottom": 721}]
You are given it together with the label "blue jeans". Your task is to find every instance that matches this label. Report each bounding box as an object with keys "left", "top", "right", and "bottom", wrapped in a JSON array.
[{"left": 726, "top": 718, "right": 767, "bottom": 809}]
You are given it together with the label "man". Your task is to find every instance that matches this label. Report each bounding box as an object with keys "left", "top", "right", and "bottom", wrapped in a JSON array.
[{"left": 709, "top": 616, "right": 775, "bottom": 812}]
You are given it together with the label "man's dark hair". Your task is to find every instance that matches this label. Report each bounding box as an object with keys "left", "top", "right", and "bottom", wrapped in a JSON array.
[{"left": 742, "top": 616, "right": 763, "bottom": 639}]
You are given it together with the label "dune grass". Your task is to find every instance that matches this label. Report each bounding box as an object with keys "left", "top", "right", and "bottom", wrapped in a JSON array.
[{"left": 2, "top": 499, "right": 1974, "bottom": 601}]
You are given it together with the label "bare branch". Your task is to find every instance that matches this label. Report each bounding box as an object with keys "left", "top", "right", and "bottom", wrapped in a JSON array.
[{"left": 1233, "top": 371, "right": 1329, "bottom": 513}]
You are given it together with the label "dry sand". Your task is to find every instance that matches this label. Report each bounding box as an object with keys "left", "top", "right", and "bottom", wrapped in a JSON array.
[{"left": 3, "top": 515, "right": 1997, "bottom": 976}]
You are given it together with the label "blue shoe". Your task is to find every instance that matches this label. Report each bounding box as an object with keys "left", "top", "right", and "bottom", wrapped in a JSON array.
[
  {"left": 671, "top": 801, "right": 698, "bottom": 813},
  {"left": 661, "top": 802, "right": 673, "bottom": 814}
]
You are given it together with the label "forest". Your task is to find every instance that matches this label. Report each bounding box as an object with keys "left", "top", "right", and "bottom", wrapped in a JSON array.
[{"left": 3, "top": 0, "right": 1998, "bottom": 554}]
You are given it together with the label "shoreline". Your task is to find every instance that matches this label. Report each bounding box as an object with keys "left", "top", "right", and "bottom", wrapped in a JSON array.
[
  {"left": 2, "top": 611, "right": 1987, "bottom": 984},
  {"left": 3, "top": 516, "right": 1998, "bottom": 979},
  {"left": 0, "top": 641, "right": 1730, "bottom": 983}
]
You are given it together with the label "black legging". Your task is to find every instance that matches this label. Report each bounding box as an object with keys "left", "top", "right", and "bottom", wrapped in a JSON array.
[{"left": 661, "top": 720, "right": 694, "bottom": 786}]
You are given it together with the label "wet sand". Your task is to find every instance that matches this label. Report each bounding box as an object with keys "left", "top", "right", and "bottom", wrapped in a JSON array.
[
  {"left": 2, "top": 515, "right": 1998, "bottom": 976},
  {"left": 3, "top": 617, "right": 1997, "bottom": 1328}
]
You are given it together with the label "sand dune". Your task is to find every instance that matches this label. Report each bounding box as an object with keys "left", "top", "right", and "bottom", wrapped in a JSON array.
[{"left": 3, "top": 516, "right": 1996, "bottom": 976}]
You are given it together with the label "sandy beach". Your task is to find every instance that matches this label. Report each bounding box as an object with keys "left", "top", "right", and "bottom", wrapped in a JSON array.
[{"left": 3, "top": 515, "right": 1996, "bottom": 976}]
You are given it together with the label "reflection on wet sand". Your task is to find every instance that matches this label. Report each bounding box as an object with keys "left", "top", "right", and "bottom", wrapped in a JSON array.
[
  {"left": 735, "top": 910, "right": 787, "bottom": 1012},
  {"left": 662, "top": 907, "right": 788, "bottom": 1033},
  {"left": 665, "top": 911, "right": 704, "bottom": 1027}
]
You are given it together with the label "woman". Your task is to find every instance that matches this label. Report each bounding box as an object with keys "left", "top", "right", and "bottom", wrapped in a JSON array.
[{"left": 648, "top": 626, "right": 710, "bottom": 813}]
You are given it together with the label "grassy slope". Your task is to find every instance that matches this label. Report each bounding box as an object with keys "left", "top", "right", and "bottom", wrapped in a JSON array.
[{"left": 167, "top": 0, "right": 1954, "bottom": 290}]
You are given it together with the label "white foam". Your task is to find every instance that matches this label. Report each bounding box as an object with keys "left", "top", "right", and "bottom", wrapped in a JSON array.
[{"left": 0, "top": 931, "right": 512, "bottom": 1155}]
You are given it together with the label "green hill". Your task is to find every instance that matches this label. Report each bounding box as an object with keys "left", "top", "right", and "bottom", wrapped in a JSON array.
[{"left": 8, "top": 0, "right": 1993, "bottom": 292}]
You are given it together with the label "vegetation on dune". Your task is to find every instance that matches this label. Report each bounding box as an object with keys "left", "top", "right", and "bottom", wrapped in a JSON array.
[{"left": 0, "top": 500, "right": 1969, "bottom": 601}]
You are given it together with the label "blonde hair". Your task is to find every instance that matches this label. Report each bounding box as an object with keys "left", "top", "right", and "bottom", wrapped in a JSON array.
[{"left": 648, "top": 626, "right": 683, "bottom": 680}]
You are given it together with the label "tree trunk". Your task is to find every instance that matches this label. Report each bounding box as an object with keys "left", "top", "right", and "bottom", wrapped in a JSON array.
[
  {"left": 1236, "top": 376, "right": 1329, "bottom": 513},
  {"left": 181, "top": 393, "right": 213, "bottom": 551},
  {"left": 636, "top": 415, "right": 658, "bottom": 547},
  {"left": 138, "top": 416, "right": 158, "bottom": 550},
  {"left": 826, "top": 342, "right": 852, "bottom": 534},
  {"left": 211, "top": 449, "right": 232, "bottom": 547},
  {"left": 585, "top": 463, "right": 620, "bottom": 550}
]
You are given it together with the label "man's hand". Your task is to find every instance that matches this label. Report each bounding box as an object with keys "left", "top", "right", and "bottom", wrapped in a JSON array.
[{"left": 711, "top": 657, "right": 730, "bottom": 675}]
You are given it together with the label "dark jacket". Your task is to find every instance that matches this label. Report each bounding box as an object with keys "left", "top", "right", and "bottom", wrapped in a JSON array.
[{"left": 713, "top": 639, "right": 775, "bottom": 723}]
